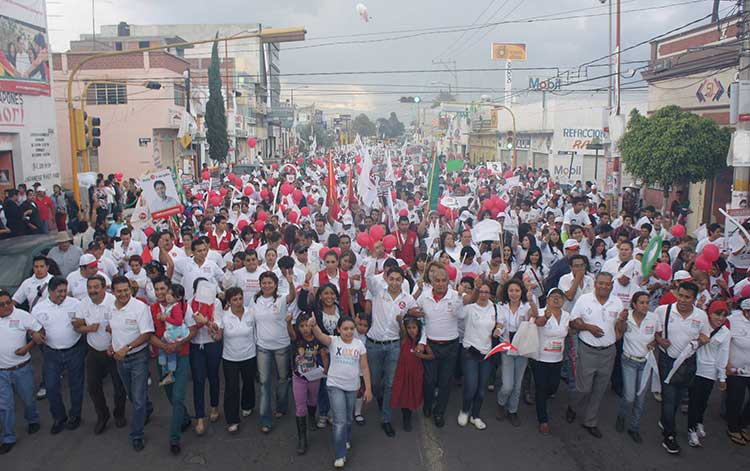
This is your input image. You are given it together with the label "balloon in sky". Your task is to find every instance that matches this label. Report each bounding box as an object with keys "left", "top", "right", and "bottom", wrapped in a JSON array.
[{"left": 356, "top": 3, "right": 370, "bottom": 22}]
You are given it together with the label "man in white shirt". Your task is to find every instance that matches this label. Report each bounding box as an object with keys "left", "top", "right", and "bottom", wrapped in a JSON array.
[
  {"left": 113, "top": 228, "right": 144, "bottom": 273},
  {"left": 563, "top": 196, "right": 592, "bottom": 234},
  {"left": 653, "top": 282, "right": 710, "bottom": 454},
  {"left": 559, "top": 255, "right": 595, "bottom": 313},
  {"left": 364, "top": 267, "right": 420, "bottom": 436},
  {"left": 566, "top": 272, "right": 623, "bottom": 438},
  {"left": 233, "top": 249, "right": 263, "bottom": 306},
  {"left": 67, "top": 254, "right": 111, "bottom": 300},
  {"left": 0, "top": 289, "right": 42, "bottom": 454},
  {"left": 256, "top": 231, "right": 289, "bottom": 262},
  {"left": 108, "top": 275, "right": 154, "bottom": 452},
  {"left": 168, "top": 238, "right": 223, "bottom": 300},
  {"left": 150, "top": 232, "right": 187, "bottom": 283},
  {"left": 31, "top": 276, "right": 84, "bottom": 434},
  {"left": 72, "top": 275, "right": 126, "bottom": 434},
  {"left": 13, "top": 255, "right": 53, "bottom": 310}
]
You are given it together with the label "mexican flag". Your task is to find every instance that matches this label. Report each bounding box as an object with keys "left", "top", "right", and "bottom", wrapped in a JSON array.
[
  {"left": 641, "top": 234, "right": 663, "bottom": 278},
  {"left": 426, "top": 145, "right": 440, "bottom": 211}
]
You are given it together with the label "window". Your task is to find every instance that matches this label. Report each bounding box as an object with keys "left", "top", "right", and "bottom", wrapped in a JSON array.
[
  {"left": 114, "top": 41, "right": 123, "bottom": 51},
  {"left": 86, "top": 82, "right": 127, "bottom": 105},
  {"left": 138, "top": 40, "right": 150, "bottom": 49},
  {"left": 173, "top": 83, "right": 186, "bottom": 107}
]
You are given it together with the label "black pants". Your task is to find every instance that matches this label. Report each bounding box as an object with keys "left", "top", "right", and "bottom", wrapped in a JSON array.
[
  {"left": 531, "top": 361, "right": 562, "bottom": 424},
  {"left": 688, "top": 376, "right": 714, "bottom": 429},
  {"left": 223, "top": 357, "right": 257, "bottom": 425},
  {"left": 423, "top": 340, "right": 459, "bottom": 417},
  {"left": 727, "top": 375, "right": 750, "bottom": 433},
  {"left": 86, "top": 347, "right": 126, "bottom": 421}
]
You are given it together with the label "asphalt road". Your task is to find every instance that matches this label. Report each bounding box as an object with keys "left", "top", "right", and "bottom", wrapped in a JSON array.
[{"left": 4, "top": 353, "right": 750, "bottom": 471}]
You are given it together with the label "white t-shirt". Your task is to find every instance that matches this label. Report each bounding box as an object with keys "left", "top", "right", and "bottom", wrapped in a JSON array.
[
  {"left": 366, "top": 287, "right": 417, "bottom": 342},
  {"left": 563, "top": 208, "right": 591, "bottom": 228},
  {"left": 109, "top": 297, "right": 154, "bottom": 354},
  {"left": 621, "top": 310, "right": 660, "bottom": 359},
  {"left": 234, "top": 268, "right": 262, "bottom": 306},
  {"left": 418, "top": 288, "right": 462, "bottom": 342},
  {"left": 460, "top": 302, "right": 497, "bottom": 355},
  {"left": 728, "top": 311, "right": 750, "bottom": 376},
  {"left": 219, "top": 308, "right": 257, "bottom": 362},
  {"left": 79, "top": 293, "right": 116, "bottom": 351},
  {"left": 12, "top": 273, "right": 53, "bottom": 307},
  {"left": 495, "top": 302, "right": 532, "bottom": 342},
  {"left": 174, "top": 257, "right": 223, "bottom": 299},
  {"left": 32, "top": 297, "right": 82, "bottom": 349},
  {"left": 570, "top": 292, "right": 623, "bottom": 348},
  {"left": 536, "top": 308, "right": 571, "bottom": 363},
  {"left": 655, "top": 303, "right": 710, "bottom": 358},
  {"left": 0, "top": 308, "right": 41, "bottom": 368},
  {"left": 558, "top": 273, "right": 594, "bottom": 313},
  {"left": 326, "top": 336, "right": 366, "bottom": 391},
  {"left": 250, "top": 295, "right": 289, "bottom": 351},
  {"left": 696, "top": 326, "right": 730, "bottom": 381}
]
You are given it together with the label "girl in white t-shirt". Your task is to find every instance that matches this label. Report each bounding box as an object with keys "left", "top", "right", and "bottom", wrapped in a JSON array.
[{"left": 310, "top": 316, "right": 372, "bottom": 469}]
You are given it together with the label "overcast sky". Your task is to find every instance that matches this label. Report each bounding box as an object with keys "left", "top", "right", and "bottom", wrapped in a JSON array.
[{"left": 47, "top": 0, "right": 727, "bottom": 118}]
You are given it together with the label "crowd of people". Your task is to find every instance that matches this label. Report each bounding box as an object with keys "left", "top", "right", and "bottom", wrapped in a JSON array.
[{"left": 1, "top": 143, "right": 750, "bottom": 468}]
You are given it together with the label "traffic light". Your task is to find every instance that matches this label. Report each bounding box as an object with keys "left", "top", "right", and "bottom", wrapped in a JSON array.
[
  {"left": 398, "top": 96, "right": 422, "bottom": 103},
  {"left": 73, "top": 109, "right": 87, "bottom": 152},
  {"left": 505, "top": 131, "right": 514, "bottom": 150},
  {"left": 87, "top": 115, "right": 101, "bottom": 148}
]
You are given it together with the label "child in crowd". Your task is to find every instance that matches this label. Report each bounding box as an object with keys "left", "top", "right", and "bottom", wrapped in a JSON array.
[
  {"left": 287, "top": 312, "right": 328, "bottom": 455},
  {"left": 390, "top": 316, "right": 433, "bottom": 431},
  {"left": 158, "top": 284, "right": 189, "bottom": 386}
]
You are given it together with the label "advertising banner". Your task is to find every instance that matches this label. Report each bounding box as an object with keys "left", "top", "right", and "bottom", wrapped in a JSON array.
[
  {"left": 549, "top": 151, "right": 583, "bottom": 185},
  {"left": 0, "top": 0, "right": 51, "bottom": 96},
  {"left": 140, "top": 170, "right": 182, "bottom": 219}
]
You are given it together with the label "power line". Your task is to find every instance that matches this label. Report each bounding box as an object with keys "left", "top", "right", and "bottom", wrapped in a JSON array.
[{"left": 435, "top": 0, "right": 500, "bottom": 59}]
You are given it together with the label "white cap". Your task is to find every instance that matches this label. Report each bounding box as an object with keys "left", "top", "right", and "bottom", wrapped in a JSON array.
[
  {"left": 458, "top": 210, "right": 473, "bottom": 222},
  {"left": 79, "top": 254, "right": 97, "bottom": 267},
  {"left": 741, "top": 299, "right": 750, "bottom": 310},
  {"left": 36, "top": 186, "right": 47, "bottom": 193},
  {"left": 342, "top": 213, "right": 353, "bottom": 225},
  {"left": 564, "top": 239, "right": 580, "bottom": 250},
  {"left": 673, "top": 270, "right": 693, "bottom": 282},
  {"left": 554, "top": 216, "right": 563, "bottom": 223}
]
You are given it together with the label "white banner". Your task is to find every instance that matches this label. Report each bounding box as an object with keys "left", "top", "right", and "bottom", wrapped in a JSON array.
[{"left": 548, "top": 151, "right": 583, "bottom": 185}]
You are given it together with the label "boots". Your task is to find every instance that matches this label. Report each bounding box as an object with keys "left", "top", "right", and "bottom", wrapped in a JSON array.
[
  {"left": 402, "top": 409, "right": 413, "bottom": 432},
  {"left": 307, "top": 407, "right": 317, "bottom": 431},
  {"left": 296, "top": 416, "right": 308, "bottom": 455}
]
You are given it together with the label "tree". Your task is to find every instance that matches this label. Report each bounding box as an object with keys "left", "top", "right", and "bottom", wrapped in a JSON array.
[
  {"left": 376, "top": 112, "right": 405, "bottom": 139},
  {"left": 620, "top": 105, "right": 731, "bottom": 211},
  {"left": 205, "top": 34, "right": 229, "bottom": 162},
  {"left": 352, "top": 113, "right": 376, "bottom": 137},
  {"left": 298, "top": 123, "right": 333, "bottom": 151}
]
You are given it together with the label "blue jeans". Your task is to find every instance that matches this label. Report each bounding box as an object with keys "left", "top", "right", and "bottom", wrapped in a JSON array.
[
  {"left": 461, "top": 348, "right": 493, "bottom": 418},
  {"left": 365, "top": 339, "right": 400, "bottom": 423},
  {"left": 497, "top": 353, "right": 528, "bottom": 414},
  {"left": 164, "top": 355, "right": 190, "bottom": 444},
  {"left": 618, "top": 356, "right": 648, "bottom": 432},
  {"left": 328, "top": 386, "right": 356, "bottom": 460},
  {"left": 257, "top": 346, "right": 290, "bottom": 428},
  {"left": 117, "top": 348, "right": 150, "bottom": 442},
  {"left": 423, "top": 340, "right": 459, "bottom": 417},
  {"left": 189, "top": 342, "right": 222, "bottom": 418},
  {"left": 0, "top": 363, "right": 39, "bottom": 444},
  {"left": 42, "top": 339, "right": 86, "bottom": 422},
  {"left": 158, "top": 350, "right": 178, "bottom": 376}
]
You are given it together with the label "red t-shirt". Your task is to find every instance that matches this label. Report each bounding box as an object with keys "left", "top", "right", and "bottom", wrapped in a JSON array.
[
  {"left": 150, "top": 302, "right": 189, "bottom": 356},
  {"left": 36, "top": 196, "right": 54, "bottom": 221}
]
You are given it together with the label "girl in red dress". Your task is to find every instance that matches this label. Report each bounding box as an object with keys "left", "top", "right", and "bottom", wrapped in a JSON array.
[{"left": 390, "top": 316, "right": 434, "bottom": 431}]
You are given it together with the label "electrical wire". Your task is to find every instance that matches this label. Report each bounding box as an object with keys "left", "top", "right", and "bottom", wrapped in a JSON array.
[{"left": 435, "top": 0, "right": 500, "bottom": 59}]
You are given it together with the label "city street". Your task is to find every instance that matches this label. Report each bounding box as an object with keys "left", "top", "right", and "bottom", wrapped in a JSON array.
[{"left": 5, "top": 354, "right": 750, "bottom": 471}]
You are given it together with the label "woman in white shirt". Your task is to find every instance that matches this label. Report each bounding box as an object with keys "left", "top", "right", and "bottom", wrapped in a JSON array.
[
  {"left": 520, "top": 247, "right": 545, "bottom": 303},
  {"left": 726, "top": 298, "right": 750, "bottom": 445},
  {"left": 310, "top": 316, "right": 372, "bottom": 469},
  {"left": 614, "top": 291, "right": 658, "bottom": 444},
  {"left": 480, "top": 248, "right": 509, "bottom": 284},
  {"left": 530, "top": 288, "right": 570, "bottom": 435},
  {"left": 457, "top": 280, "right": 502, "bottom": 430},
  {"left": 259, "top": 247, "right": 281, "bottom": 277},
  {"left": 687, "top": 300, "right": 730, "bottom": 447},
  {"left": 540, "top": 228, "right": 564, "bottom": 269},
  {"left": 252, "top": 270, "right": 296, "bottom": 433},
  {"left": 495, "top": 279, "right": 536, "bottom": 426},
  {"left": 215, "top": 287, "right": 257, "bottom": 433}
]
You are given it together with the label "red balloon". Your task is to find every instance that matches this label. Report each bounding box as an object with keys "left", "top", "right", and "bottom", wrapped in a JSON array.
[
  {"left": 253, "top": 220, "right": 265, "bottom": 232},
  {"left": 256, "top": 210, "right": 268, "bottom": 221},
  {"left": 339, "top": 164, "right": 346, "bottom": 171},
  {"left": 237, "top": 219, "right": 249, "bottom": 230},
  {"left": 300, "top": 207, "right": 310, "bottom": 216},
  {"left": 271, "top": 163, "right": 279, "bottom": 170},
  {"left": 202, "top": 171, "right": 210, "bottom": 181},
  {"left": 369, "top": 224, "right": 385, "bottom": 242},
  {"left": 292, "top": 189, "right": 303, "bottom": 203},
  {"left": 694, "top": 255, "right": 712, "bottom": 271},
  {"left": 355, "top": 155, "right": 362, "bottom": 163},
  {"left": 281, "top": 183, "right": 293, "bottom": 196},
  {"left": 209, "top": 195, "right": 222, "bottom": 207},
  {"left": 446, "top": 264, "right": 457, "bottom": 281},
  {"left": 742, "top": 284, "right": 750, "bottom": 298},
  {"left": 382, "top": 234, "right": 397, "bottom": 252},
  {"left": 307, "top": 195, "right": 315, "bottom": 205},
  {"left": 654, "top": 263, "right": 672, "bottom": 281},
  {"left": 504, "top": 170, "right": 514, "bottom": 178},
  {"left": 297, "top": 157, "right": 303, "bottom": 166},
  {"left": 243, "top": 186, "right": 253, "bottom": 196},
  {"left": 671, "top": 224, "right": 686, "bottom": 238},
  {"left": 356, "top": 232, "right": 372, "bottom": 250},
  {"left": 267, "top": 177, "right": 275, "bottom": 187},
  {"left": 260, "top": 189, "right": 269, "bottom": 199},
  {"left": 247, "top": 137, "right": 257, "bottom": 148},
  {"left": 228, "top": 173, "right": 236, "bottom": 182},
  {"left": 219, "top": 187, "right": 228, "bottom": 196},
  {"left": 703, "top": 244, "right": 720, "bottom": 262},
  {"left": 399, "top": 209, "right": 408, "bottom": 217},
  {"left": 288, "top": 210, "right": 299, "bottom": 223}
]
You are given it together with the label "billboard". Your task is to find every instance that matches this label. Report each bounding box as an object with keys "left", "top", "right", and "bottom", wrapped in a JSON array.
[
  {"left": 549, "top": 151, "right": 583, "bottom": 185},
  {"left": 0, "top": 0, "right": 51, "bottom": 96},
  {"left": 140, "top": 170, "right": 182, "bottom": 219},
  {"left": 490, "top": 43, "right": 527, "bottom": 61}
]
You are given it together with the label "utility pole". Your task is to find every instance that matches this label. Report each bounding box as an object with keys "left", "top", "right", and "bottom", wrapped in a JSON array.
[{"left": 734, "top": 0, "right": 750, "bottom": 206}]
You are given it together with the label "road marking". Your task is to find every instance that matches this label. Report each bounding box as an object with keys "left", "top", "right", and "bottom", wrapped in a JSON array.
[{"left": 419, "top": 417, "right": 446, "bottom": 471}]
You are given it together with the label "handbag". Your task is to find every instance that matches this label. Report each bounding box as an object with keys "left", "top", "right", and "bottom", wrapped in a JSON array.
[
  {"left": 511, "top": 320, "right": 539, "bottom": 360},
  {"left": 658, "top": 304, "right": 696, "bottom": 386}
]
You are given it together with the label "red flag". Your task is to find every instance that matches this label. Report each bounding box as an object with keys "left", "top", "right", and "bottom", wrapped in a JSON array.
[
  {"left": 141, "top": 245, "right": 153, "bottom": 264},
  {"left": 483, "top": 342, "right": 518, "bottom": 361},
  {"left": 326, "top": 152, "right": 341, "bottom": 220},
  {"left": 346, "top": 165, "right": 356, "bottom": 208}
]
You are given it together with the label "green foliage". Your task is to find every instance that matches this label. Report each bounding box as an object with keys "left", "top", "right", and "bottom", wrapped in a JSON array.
[
  {"left": 376, "top": 112, "right": 405, "bottom": 139},
  {"left": 620, "top": 106, "right": 730, "bottom": 189},
  {"left": 352, "top": 113, "right": 377, "bottom": 137},
  {"left": 298, "top": 123, "right": 333, "bottom": 151},
  {"left": 205, "top": 35, "right": 229, "bottom": 163}
]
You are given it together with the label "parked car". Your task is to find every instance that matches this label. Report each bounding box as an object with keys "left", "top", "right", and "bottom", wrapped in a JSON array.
[{"left": 0, "top": 233, "right": 59, "bottom": 295}]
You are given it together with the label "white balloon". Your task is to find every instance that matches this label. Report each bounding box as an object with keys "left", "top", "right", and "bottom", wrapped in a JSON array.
[{"left": 356, "top": 3, "right": 369, "bottom": 22}]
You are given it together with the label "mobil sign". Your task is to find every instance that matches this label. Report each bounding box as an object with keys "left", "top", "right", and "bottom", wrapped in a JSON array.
[{"left": 558, "top": 127, "right": 608, "bottom": 151}]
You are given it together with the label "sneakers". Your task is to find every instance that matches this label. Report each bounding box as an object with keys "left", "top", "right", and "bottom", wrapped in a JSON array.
[
  {"left": 317, "top": 416, "right": 329, "bottom": 429},
  {"left": 696, "top": 423, "right": 706, "bottom": 438},
  {"left": 662, "top": 435, "right": 681, "bottom": 454},
  {"left": 470, "top": 417, "right": 487, "bottom": 430},
  {"left": 688, "top": 428, "right": 701, "bottom": 448},
  {"left": 334, "top": 458, "right": 346, "bottom": 468},
  {"left": 36, "top": 387, "right": 46, "bottom": 400},
  {"left": 242, "top": 409, "right": 254, "bottom": 417},
  {"left": 457, "top": 411, "right": 469, "bottom": 427},
  {"left": 346, "top": 442, "right": 351, "bottom": 450},
  {"left": 487, "top": 384, "right": 495, "bottom": 392}
]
